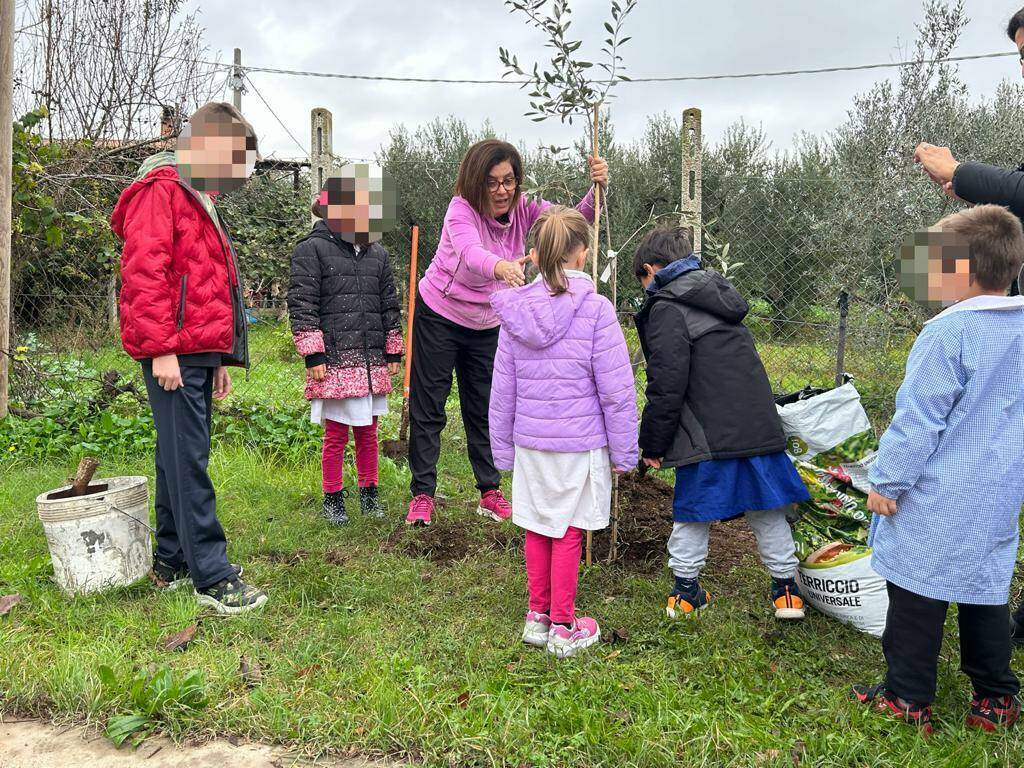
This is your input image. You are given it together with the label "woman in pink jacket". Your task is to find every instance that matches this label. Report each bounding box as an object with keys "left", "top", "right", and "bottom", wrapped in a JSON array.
[
  {"left": 406, "top": 139, "right": 607, "bottom": 526},
  {"left": 489, "top": 207, "right": 638, "bottom": 658}
]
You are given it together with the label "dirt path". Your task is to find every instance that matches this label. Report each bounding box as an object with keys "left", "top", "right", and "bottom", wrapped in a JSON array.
[{"left": 0, "top": 720, "right": 397, "bottom": 768}]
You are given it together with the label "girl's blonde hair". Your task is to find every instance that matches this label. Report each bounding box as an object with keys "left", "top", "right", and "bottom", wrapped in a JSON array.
[{"left": 530, "top": 205, "right": 591, "bottom": 295}]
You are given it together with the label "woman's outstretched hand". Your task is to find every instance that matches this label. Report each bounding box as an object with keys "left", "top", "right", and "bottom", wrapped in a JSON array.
[
  {"left": 588, "top": 155, "right": 609, "bottom": 189},
  {"left": 494, "top": 257, "right": 527, "bottom": 288}
]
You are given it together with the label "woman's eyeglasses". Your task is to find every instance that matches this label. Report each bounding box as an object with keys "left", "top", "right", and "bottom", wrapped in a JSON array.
[{"left": 486, "top": 176, "right": 518, "bottom": 193}]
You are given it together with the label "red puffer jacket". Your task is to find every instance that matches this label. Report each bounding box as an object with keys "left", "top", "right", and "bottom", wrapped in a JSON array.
[{"left": 111, "top": 166, "right": 241, "bottom": 362}]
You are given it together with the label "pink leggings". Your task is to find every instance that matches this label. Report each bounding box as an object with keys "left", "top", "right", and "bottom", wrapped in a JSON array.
[
  {"left": 524, "top": 527, "right": 584, "bottom": 625},
  {"left": 322, "top": 418, "right": 379, "bottom": 493}
]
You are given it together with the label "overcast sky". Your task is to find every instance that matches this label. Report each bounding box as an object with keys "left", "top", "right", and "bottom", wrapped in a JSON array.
[{"left": 185, "top": 1, "right": 1022, "bottom": 161}]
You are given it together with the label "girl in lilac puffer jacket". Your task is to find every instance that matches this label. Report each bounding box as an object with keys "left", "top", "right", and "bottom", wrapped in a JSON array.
[{"left": 489, "top": 207, "right": 638, "bottom": 658}]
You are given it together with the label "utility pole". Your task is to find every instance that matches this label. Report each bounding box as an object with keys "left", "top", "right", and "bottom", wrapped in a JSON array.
[
  {"left": 0, "top": 0, "right": 14, "bottom": 418},
  {"left": 230, "top": 48, "right": 245, "bottom": 111}
]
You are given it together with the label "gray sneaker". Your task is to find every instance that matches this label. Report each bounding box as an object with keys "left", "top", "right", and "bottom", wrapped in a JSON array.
[{"left": 195, "top": 577, "right": 268, "bottom": 615}]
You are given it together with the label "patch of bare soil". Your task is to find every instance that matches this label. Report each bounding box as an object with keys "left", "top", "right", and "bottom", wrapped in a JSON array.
[
  {"left": 593, "top": 473, "right": 759, "bottom": 572},
  {"left": 379, "top": 439, "right": 408, "bottom": 462},
  {"left": 0, "top": 720, "right": 396, "bottom": 768},
  {"left": 381, "top": 512, "right": 521, "bottom": 565}
]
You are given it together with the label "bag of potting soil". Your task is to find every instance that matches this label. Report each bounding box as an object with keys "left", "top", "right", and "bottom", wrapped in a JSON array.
[
  {"left": 776, "top": 381, "right": 879, "bottom": 493},
  {"left": 776, "top": 383, "right": 888, "bottom": 636},
  {"left": 796, "top": 543, "right": 888, "bottom": 638}
]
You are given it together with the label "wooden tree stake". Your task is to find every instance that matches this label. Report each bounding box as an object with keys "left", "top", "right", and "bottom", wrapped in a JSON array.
[
  {"left": 71, "top": 457, "right": 100, "bottom": 496},
  {"left": 590, "top": 104, "right": 602, "bottom": 283}
]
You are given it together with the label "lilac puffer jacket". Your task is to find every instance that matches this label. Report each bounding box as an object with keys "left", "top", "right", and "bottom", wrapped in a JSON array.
[{"left": 489, "top": 271, "right": 639, "bottom": 472}]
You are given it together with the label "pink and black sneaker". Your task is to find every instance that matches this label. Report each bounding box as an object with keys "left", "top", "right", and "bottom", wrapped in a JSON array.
[
  {"left": 546, "top": 616, "right": 601, "bottom": 658},
  {"left": 405, "top": 494, "right": 434, "bottom": 527},
  {"left": 522, "top": 611, "right": 552, "bottom": 648},
  {"left": 478, "top": 489, "right": 512, "bottom": 521}
]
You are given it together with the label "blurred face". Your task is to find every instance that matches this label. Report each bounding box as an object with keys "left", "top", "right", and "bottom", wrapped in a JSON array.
[
  {"left": 176, "top": 114, "right": 256, "bottom": 194},
  {"left": 486, "top": 160, "right": 517, "bottom": 218},
  {"left": 318, "top": 164, "right": 398, "bottom": 246},
  {"left": 898, "top": 229, "right": 975, "bottom": 308}
]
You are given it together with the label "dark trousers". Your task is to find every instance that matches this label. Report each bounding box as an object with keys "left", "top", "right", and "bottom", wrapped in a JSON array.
[
  {"left": 142, "top": 363, "right": 234, "bottom": 589},
  {"left": 408, "top": 293, "right": 501, "bottom": 497},
  {"left": 883, "top": 581, "right": 1019, "bottom": 705}
]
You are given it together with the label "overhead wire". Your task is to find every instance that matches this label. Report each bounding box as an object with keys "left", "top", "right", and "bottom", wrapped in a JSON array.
[{"left": 13, "top": 28, "right": 1018, "bottom": 86}]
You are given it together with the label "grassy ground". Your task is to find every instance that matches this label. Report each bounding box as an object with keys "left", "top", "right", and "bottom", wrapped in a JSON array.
[{"left": 2, "top": 393, "right": 1024, "bottom": 768}]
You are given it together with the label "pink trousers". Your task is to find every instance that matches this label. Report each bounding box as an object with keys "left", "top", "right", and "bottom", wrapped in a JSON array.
[
  {"left": 524, "top": 527, "right": 584, "bottom": 625},
  {"left": 322, "top": 418, "right": 379, "bottom": 493}
]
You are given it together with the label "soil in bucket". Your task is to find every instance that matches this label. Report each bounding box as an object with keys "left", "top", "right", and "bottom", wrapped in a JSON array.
[{"left": 46, "top": 483, "right": 110, "bottom": 501}]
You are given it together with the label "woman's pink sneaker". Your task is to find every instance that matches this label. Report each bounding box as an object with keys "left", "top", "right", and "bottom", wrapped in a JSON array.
[
  {"left": 478, "top": 489, "right": 512, "bottom": 521},
  {"left": 405, "top": 495, "right": 434, "bottom": 526},
  {"left": 522, "top": 611, "right": 551, "bottom": 647},
  {"left": 546, "top": 617, "right": 601, "bottom": 658}
]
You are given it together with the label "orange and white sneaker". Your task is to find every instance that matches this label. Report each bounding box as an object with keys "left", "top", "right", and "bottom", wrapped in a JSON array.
[
  {"left": 771, "top": 577, "right": 806, "bottom": 620},
  {"left": 666, "top": 578, "right": 710, "bottom": 618}
]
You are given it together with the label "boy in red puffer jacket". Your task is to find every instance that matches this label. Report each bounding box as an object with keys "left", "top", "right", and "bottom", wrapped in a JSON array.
[{"left": 110, "top": 102, "right": 267, "bottom": 614}]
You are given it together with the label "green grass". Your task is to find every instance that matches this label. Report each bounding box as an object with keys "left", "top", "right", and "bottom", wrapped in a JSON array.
[
  {"left": 3, "top": 319, "right": 991, "bottom": 766},
  {"left": 3, "top": 400, "right": 1024, "bottom": 767}
]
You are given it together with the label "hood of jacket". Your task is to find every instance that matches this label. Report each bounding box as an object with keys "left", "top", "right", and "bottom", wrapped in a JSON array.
[
  {"left": 490, "top": 271, "right": 595, "bottom": 350},
  {"left": 134, "top": 150, "right": 176, "bottom": 180},
  {"left": 645, "top": 260, "right": 748, "bottom": 323}
]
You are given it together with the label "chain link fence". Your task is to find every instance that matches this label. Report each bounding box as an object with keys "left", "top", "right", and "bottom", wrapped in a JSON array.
[{"left": 7, "top": 144, "right": 935, "bottom": 429}]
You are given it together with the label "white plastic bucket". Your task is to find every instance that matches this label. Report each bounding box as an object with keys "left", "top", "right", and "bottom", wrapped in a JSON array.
[{"left": 36, "top": 476, "right": 152, "bottom": 595}]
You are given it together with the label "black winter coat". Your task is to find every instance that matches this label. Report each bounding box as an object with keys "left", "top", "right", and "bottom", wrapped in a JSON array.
[
  {"left": 287, "top": 222, "right": 403, "bottom": 399},
  {"left": 952, "top": 161, "right": 1023, "bottom": 295},
  {"left": 634, "top": 264, "right": 786, "bottom": 467}
]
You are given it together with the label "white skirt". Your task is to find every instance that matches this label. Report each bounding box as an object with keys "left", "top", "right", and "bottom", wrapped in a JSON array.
[
  {"left": 310, "top": 394, "right": 388, "bottom": 427},
  {"left": 511, "top": 446, "right": 612, "bottom": 538}
]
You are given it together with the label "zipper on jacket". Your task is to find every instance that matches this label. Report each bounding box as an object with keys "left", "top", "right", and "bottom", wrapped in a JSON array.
[
  {"left": 354, "top": 245, "right": 375, "bottom": 393},
  {"left": 177, "top": 180, "right": 249, "bottom": 368},
  {"left": 176, "top": 274, "right": 188, "bottom": 330}
]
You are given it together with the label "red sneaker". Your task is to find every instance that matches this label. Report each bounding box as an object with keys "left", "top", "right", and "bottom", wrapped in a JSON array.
[
  {"left": 851, "top": 682, "right": 934, "bottom": 736},
  {"left": 967, "top": 694, "right": 1020, "bottom": 732},
  {"left": 478, "top": 489, "right": 512, "bottom": 521},
  {"left": 405, "top": 494, "right": 434, "bottom": 527}
]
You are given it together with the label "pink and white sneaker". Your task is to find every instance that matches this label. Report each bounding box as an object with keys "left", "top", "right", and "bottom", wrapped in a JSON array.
[
  {"left": 522, "top": 611, "right": 552, "bottom": 648},
  {"left": 546, "top": 616, "right": 601, "bottom": 658},
  {"left": 405, "top": 495, "right": 434, "bottom": 526},
  {"left": 478, "top": 489, "right": 512, "bottom": 521}
]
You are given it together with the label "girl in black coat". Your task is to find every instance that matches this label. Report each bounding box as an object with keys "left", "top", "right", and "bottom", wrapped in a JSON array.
[{"left": 287, "top": 178, "right": 402, "bottom": 524}]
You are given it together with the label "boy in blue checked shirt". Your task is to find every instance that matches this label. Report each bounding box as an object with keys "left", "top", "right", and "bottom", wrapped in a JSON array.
[{"left": 853, "top": 205, "right": 1024, "bottom": 735}]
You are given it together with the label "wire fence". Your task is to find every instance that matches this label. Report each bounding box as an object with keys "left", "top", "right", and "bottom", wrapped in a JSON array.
[{"left": 7, "top": 150, "right": 932, "bottom": 430}]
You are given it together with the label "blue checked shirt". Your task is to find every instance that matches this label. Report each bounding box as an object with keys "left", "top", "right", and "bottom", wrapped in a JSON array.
[{"left": 868, "top": 298, "right": 1024, "bottom": 604}]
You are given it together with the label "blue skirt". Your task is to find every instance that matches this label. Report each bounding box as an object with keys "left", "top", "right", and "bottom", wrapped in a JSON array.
[{"left": 672, "top": 451, "right": 810, "bottom": 523}]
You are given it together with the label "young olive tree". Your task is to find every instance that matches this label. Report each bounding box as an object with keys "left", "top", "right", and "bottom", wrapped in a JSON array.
[{"left": 499, "top": 0, "right": 639, "bottom": 282}]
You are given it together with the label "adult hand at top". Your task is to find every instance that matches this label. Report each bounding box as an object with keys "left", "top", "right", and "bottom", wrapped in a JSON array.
[
  {"left": 589, "top": 155, "right": 609, "bottom": 190},
  {"left": 914, "top": 143, "right": 960, "bottom": 187}
]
